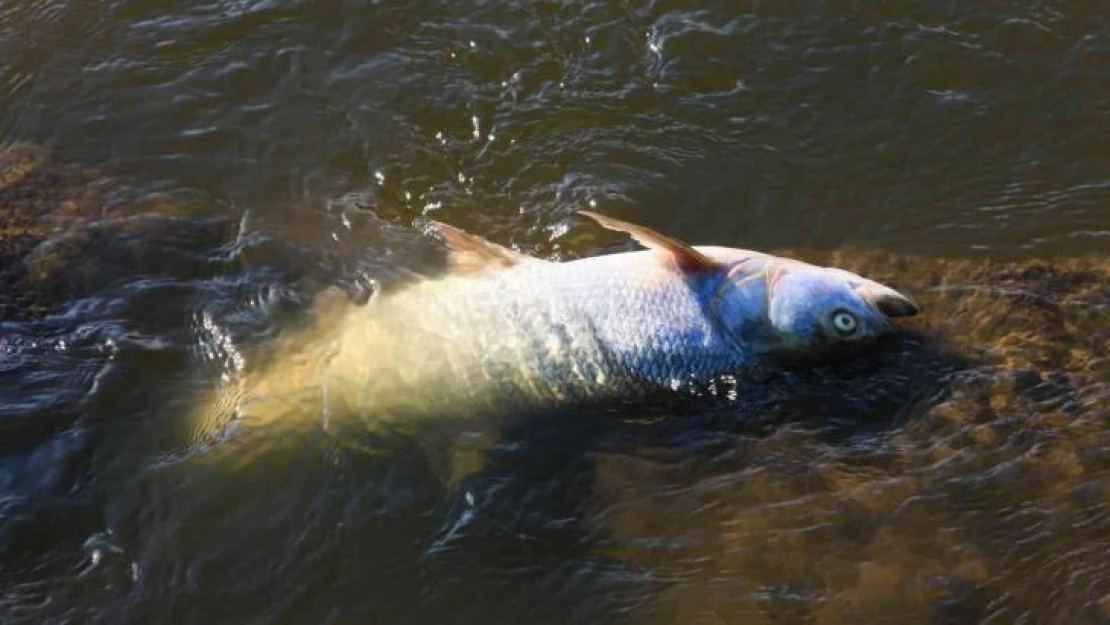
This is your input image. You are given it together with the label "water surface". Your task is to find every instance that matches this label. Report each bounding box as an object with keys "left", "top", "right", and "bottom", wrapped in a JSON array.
[{"left": 1, "top": 1, "right": 1109, "bottom": 623}]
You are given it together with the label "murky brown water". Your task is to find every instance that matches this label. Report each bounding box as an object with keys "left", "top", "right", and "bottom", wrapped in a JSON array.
[{"left": 1, "top": 1, "right": 1109, "bottom": 624}]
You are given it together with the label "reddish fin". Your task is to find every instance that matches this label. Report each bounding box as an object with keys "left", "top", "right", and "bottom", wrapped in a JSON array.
[
  {"left": 578, "top": 210, "right": 718, "bottom": 273},
  {"left": 429, "top": 221, "right": 533, "bottom": 273}
]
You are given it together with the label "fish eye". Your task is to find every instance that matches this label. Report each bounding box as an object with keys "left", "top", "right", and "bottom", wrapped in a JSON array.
[{"left": 830, "top": 310, "right": 858, "bottom": 337}]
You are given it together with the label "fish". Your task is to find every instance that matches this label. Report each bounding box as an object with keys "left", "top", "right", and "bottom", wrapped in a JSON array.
[{"left": 188, "top": 211, "right": 918, "bottom": 453}]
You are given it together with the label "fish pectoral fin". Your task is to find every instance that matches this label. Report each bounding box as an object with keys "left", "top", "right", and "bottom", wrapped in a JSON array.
[
  {"left": 577, "top": 210, "right": 718, "bottom": 274},
  {"left": 428, "top": 220, "right": 536, "bottom": 273}
]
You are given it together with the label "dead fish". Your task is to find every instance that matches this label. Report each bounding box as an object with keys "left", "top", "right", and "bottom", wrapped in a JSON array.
[{"left": 190, "top": 211, "right": 918, "bottom": 447}]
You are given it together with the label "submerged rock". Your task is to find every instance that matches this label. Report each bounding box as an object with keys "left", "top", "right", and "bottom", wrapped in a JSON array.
[
  {"left": 0, "top": 143, "right": 334, "bottom": 325},
  {"left": 0, "top": 142, "right": 113, "bottom": 321}
]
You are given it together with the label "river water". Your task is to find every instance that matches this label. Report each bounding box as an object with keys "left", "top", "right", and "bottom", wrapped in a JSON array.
[{"left": 1, "top": 1, "right": 1109, "bottom": 623}]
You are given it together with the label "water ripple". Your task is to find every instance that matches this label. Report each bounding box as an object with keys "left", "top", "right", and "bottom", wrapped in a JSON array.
[{"left": 1, "top": 1, "right": 1109, "bottom": 624}]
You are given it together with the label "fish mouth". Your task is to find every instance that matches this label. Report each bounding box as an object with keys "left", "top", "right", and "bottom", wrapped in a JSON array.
[{"left": 855, "top": 281, "right": 919, "bottom": 318}]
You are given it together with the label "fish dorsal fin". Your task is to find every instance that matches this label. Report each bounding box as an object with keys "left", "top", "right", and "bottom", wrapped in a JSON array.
[
  {"left": 429, "top": 220, "right": 534, "bottom": 273},
  {"left": 578, "top": 210, "right": 718, "bottom": 273}
]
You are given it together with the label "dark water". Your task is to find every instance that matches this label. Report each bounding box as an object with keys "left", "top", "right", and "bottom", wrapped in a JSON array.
[{"left": 1, "top": 1, "right": 1109, "bottom": 623}]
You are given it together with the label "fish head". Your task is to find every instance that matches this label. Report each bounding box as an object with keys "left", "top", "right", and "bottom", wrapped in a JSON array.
[{"left": 710, "top": 257, "right": 918, "bottom": 363}]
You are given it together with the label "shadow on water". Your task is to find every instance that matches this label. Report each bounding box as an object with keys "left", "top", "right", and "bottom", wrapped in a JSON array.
[{"left": 415, "top": 326, "right": 976, "bottom": 622}]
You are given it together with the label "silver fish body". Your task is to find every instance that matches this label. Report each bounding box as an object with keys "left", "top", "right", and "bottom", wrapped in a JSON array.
[
  {"left": 193, "top": 213, "right": 917, "bottom": 444},
  {"left": 322, "top": 249, "right": 746, "bottom": 422}
]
